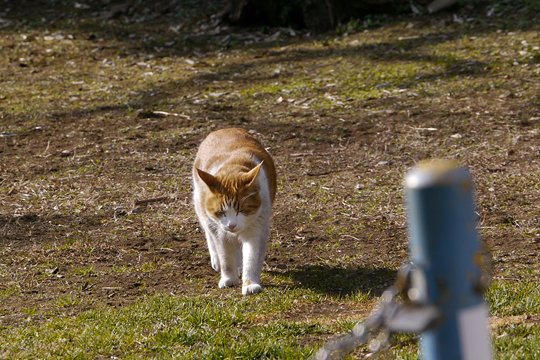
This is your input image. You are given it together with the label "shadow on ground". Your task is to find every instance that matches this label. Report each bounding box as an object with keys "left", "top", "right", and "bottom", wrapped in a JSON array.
[
  {"left": 4, "top": 0, "right": 539, "bottom": 139},
  {"left": 280, "top": 265, "right": 396, "bottom": 297},
  {"left": 0, "top": 213, "right": 106, "bottom": 246}
]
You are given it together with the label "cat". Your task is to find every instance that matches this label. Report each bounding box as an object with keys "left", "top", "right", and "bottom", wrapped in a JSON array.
[{"left": 192, "top": 128, "right": 276, "bottom": 295}]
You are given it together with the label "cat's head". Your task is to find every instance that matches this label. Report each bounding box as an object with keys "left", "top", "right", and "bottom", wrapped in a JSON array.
[{"left": 196, "top": 162, "right": 263, "bottom": 234}]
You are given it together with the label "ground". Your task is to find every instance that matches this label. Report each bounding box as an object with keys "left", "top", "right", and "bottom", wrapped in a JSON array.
[{"left": 0, "top": 0, "right": 539, "bottom": 358}]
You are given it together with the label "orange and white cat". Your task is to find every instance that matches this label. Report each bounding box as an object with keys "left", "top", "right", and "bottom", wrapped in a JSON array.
[{"left": 192, "top": 128, "right": 276, "bottom": 295}]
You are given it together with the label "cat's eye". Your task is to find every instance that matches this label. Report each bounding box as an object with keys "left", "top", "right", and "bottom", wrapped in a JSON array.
[{"left": 215, "top": 211, "right": 225, "bottom": 217}]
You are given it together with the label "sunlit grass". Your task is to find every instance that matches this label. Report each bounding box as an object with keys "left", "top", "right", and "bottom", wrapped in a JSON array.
[{"left": 0, "top": 292, "right": 336, "bottom": 359}]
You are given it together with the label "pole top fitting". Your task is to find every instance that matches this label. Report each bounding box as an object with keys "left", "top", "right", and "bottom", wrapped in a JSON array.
[{"left": 406, "top": 159, "right": 470, "bottom": 189}]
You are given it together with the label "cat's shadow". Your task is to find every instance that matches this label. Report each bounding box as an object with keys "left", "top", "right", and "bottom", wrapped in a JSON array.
[{"left": 270, "top": 265, "right": 397, "bottom": 298}]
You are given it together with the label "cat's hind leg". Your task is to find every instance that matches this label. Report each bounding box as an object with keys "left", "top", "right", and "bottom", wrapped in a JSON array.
[
  {"left": 204, "top": 227, "right": 220, "bottom": 272},
  {"left": 194, "top": 201, "right": 221, "bottom": 272}
]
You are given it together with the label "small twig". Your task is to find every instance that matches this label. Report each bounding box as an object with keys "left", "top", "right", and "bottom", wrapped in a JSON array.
[
  {"left": 151, "top": 110, "right": 191, "bottom": 119},
  {"left": 341, "top": 234, "right": 361, "bottom": 241},
  {"left": 407, "top": 126, "right": 438, "bottom": 131},
  {"left": 306, "top": 170, "right": 331, "bottom": 177},
  {"left": 39, "top": 140, "right": 51, "bottom": 157},
  {"left": 102, "top": 286, "right": 124, "bottom": 291},
  {"left": 134, "top": 195, "right": 170, "bottom": 207}
]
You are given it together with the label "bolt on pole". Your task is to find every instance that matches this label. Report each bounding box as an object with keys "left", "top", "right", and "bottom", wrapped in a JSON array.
[{"left": 405, "top": 159, "right": 492, "bottom": 360}]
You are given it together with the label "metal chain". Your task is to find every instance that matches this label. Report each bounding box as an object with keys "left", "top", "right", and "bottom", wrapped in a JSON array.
[
  {"left": 313, "top": 263, "right": 437, "bottom": 360},
  {"left": 314, "top": 244, "right": 493, "bottom": 360}
]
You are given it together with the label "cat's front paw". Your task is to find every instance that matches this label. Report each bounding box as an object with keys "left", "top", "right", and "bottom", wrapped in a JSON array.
[
  {"left": 218, "top": 276, "right": 239, "bottom": 288},
  {"left": 242, "top": 283, "right": 263, "bottom": 295}
]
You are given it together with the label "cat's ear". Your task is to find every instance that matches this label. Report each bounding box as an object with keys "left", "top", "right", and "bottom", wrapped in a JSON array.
[
  {"left": 244, "top": 161, "right": 263, "bottom": 187},
  {"left": 196, "top": 168, "right": 221, "bottom": 192}
]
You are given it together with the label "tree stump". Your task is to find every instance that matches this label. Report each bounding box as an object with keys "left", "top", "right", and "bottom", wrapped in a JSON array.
[{"left": 221, "top": 0, "right": 439, "bottom": 32}]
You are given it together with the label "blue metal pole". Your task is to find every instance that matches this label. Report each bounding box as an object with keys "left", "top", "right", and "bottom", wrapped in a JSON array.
[{"left": 405, "top": 160, "right": 492, "bottom": 360}]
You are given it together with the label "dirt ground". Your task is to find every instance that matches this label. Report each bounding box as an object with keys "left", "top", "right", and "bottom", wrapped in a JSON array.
[{"left": 1, "top": 0, "right": 539, "bottom": 330}]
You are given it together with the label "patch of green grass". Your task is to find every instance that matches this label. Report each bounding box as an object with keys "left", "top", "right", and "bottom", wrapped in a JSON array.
[
  {"left": 21, "top": 306, "right": 38, "bottom": 317},
  {"left": 0, "top": 293, "right": 329, "bottom": 359},
  {"left": 241, "top": 284, "right": 324, "bottom": 315},
  {"left": 493, "top": 323, "right": 540, "bottom": 359},
  {"left": 486, "top": 278, "right": 540, "bottom": 317},
  {"left": 0, "top": 283, "right": 21, "bottom": 301},
  {"left": 58, "top": 237, "right": 82, "bottom": 251},
  {"left": 55, "top": 293, "right": 83, "bottom": 308},
  {"left": 140, "top": 261, "right": 159, "bottom": 273},
  {"left": 386, "top": 333, "right": 419, "bottom": 360},
  {"left": 72, "top": 266, "right": 96, "bottom": 277},
  {"left": 34, "top": 262, "right": 61, "bottom": 280},
  {"left": 338, "top": 62, "right": 426, "bottom": 99},
  {"left": 112, "top": 264, "right": 133, "bottom": 274}
]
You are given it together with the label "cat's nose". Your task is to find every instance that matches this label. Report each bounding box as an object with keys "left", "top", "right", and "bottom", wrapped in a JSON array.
[{"left": 227, "top": 223, "right": 237, "bottom": 231}]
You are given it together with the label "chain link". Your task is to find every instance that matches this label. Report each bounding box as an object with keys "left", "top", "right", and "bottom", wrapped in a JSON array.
[
  {"left": 314, "top": 287, "right": 397, "bottom": 359},
  {"left": 313, "top": 263, "right": 434, "bottom": 360}
]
